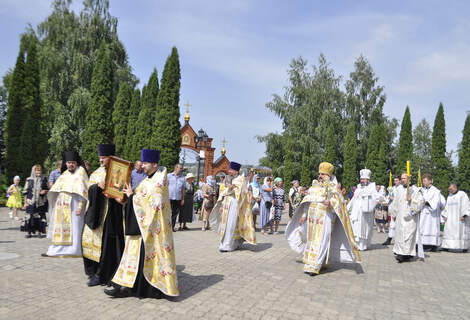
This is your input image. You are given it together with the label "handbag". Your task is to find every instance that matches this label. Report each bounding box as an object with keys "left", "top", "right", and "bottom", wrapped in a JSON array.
[
  {"left": 269, "top": 206, "right": 275, "bottom": 220},
  {"left": 204, "top": 199, "right": 214, "bottom": 210},
  {"left": 265, "top": 201, "right": 272, "bottom": 210}
]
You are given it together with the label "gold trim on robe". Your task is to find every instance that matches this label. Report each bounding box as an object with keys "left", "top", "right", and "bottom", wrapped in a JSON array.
[
  {"left": 82, "top": 167, "right": 109, "bottom": 262},
  {"left": 217, "top": 174, "right": 256, "bottom": 245},
  {"left": 112, "top": 167, "right": 179, "bottom": 296},
  {"left": 287, "top": 179, "right": 360, "bottom": 274},
  {"left": 48, "top": 167, "right": 88, "bottom": 245}
]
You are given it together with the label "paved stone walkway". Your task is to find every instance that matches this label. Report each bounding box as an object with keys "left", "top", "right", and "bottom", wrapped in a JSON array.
[{"left": 0, "top": 207, "right": 469, "bottom": 320}]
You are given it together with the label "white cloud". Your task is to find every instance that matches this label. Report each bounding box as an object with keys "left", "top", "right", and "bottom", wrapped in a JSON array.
[{"left": 394, "top": 44, "right": 470, "bottom": 95}]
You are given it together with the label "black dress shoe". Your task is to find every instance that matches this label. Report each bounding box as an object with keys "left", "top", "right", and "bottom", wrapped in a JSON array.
[
  {"left": 40, "top": 253, "right": 50, "bottom": 257},
  {"left": 25, "top": 234, "right": 32, "bottom": 239},
  {"left": 104, "top": 287, "right": 130, "bottom": 298},
  {"left": 87, "top": 275, "right": 101, "bottom": 287},
  {"left": 382, "top": 237, "right": 392, "bottom": 245}
]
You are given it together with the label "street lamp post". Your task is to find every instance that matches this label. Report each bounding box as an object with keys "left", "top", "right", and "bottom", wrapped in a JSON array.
[{"left": 194, "top": 128, "right": 208, "bottom": 183}]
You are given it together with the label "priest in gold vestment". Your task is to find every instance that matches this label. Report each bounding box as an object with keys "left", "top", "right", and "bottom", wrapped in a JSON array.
[
  {"left": 105, "top": 149, "right": 179, "bottom": 298},
  {"left": 286, "top": 162, "right": 361, "bottom": 275},
  {"left": 44, "top": 151, "right": 88, "bottom": 257},
  {"left": 82, "top": 144, "right": 124, "bottom": 287},
  {"left": 210, "top": 161, "right": 256, "bottom": 252}
]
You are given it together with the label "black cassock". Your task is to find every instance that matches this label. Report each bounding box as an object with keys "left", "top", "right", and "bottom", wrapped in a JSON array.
[
  {"left": 83, "top": 184, "right": 124, "bottom": 284},
  {"left": 111, "top": 194, "right": 164, "bottom": 298}
]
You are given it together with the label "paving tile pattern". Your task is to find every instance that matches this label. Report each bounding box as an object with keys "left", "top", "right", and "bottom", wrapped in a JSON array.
[{"left": 0, "top": 207, "right": 469, "bottom": 320}]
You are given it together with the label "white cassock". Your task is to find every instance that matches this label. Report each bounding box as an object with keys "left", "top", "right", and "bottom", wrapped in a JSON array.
[
  {"left": 389, "top": 185, "right": 425, "bottom": 258},
  {"left": 441, "top": 190, "right": 470, "bottom": 250},
  {"left": 419, "top": 185, "right": 442, "bottom": 246},
  {"left": 387, "top": 185, "right": 399, "bottom": 238},
  {"left": 347, "top": 182, "right": 379, "bottom": 250}
]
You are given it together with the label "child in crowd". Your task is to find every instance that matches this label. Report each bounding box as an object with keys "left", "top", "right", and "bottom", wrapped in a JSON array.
[{"left": 7, "top": 176, "right": 22, "bottom": 220}]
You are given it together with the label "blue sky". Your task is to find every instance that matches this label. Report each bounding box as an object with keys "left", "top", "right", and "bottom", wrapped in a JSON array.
[{"left": 1, "top": 0, "right": 469, "bottom": 165}]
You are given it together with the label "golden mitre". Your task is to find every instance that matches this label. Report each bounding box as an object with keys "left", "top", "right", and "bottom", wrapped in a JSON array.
[{"left": 318, "top": 162, "right": 334, "bottom": 176}]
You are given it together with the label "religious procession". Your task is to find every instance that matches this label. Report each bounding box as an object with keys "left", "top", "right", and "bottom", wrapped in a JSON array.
[
  {"left": 3, "top": 139, "right": 468, "bottom": 302},
  {"left": 2, "top": 1, "right": 470, "bottom": 319}
]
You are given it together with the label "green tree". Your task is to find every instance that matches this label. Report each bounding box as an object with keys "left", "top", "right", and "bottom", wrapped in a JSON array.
[
  {"left": 20, "top": 41, "right": 47, "bottom": 172},
  {"left": 397, "top": 106, "right": 413, "bottom": 174},
  {"left": 413, "top": 118, "right": 432, "bottom": 175},
  {"left": 283, "top": 135, "right": 295, "bottom": 192},
  {"left": 32, "top": 0, "right": 136, "bottom": 165},
  {"left": 134, "top": 69, "right": 159, "bottom": 152},
  {"left": 258, "top": 133, "right": 285, "bottom": 177},
  {"left": 300, "top": 151, "right": 311, "bottom": 186},
  {"left": 126, "top": 88, "right": 141, "bottom": 160},
  {"left": 0, "top": 86, "right": 8, "bottom": 172},
  {"left": 263, "top": 55, "right": 345, "bottom": 176},
  {"left": 324, "top": 124, "right": 336, "bottom": 165},
  {"left": 81, "top": 41, "right": 114, "bottom": 169},
  {"left": 365, "top": 124, "right": 387, "bottom": 184},
  {"left": 49, "top": 87, "right": 90, "bottom": 162},
  {"left": 431, "top": 103, "right": 450, "bottom": 194},
  {"left": 458, "top": 114, "right": 470, "bottom": 193},
  {"left": 343, "top": 122, "right": 358, "bottom": 189},
  {"left": 112, "top": 82, "right": 132, "bottom": 157},
  {"left": 153, "top": 48, "right": 181, "bottom": 168},
  {"left": 345, "top": 55, "right": 386, "bottom": 169},
  {"left": 5, "top": 49, "right": 26, "bottom": 180}
]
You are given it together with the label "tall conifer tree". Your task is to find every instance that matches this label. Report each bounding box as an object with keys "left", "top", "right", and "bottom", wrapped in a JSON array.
[
  {"left": 431, "top": 103, "right": 450, "bottom": 193},
  {"left": 324, "top": 124, "right": 336, "bottom": 165},
  {"left": 134, "top": 69, "right": 159, "bottom": 152},
  {"left": 112, "top": 82, "right": 132, "bottom": 157},
  {"left": 153, "top": 47, "right": 181, "bottom": 168},
  {"left": 81, "top": 41, "right": 114, "bottom": 169},
  {"left": 397, "top": 106, "right": 413, "bottom": 174},
  {"left": 5, "top": 49, "right": 26, "bottom": 180},
  {"left": 20, "top": 41, "right": 47, "bottom": 173},
  {"left": 458, "top": 114, "right": 470, "bottom": 193},
  {"left": 126, "top": 88, "right": 141, "bottom": 160},
  {"left": 365, "top": 124, "right": 387, "bottom": 184},
  {"left": 343, "top": 122, "right": 358, "bottom": 189}
]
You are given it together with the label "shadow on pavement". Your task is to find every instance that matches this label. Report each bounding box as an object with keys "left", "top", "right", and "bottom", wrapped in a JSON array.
[
  {"left": 175, "top": 265, "right": 224, "bottom": 302},
  {"left": 0, "top": 240, "right": 15, "bottom": 243},
  {"left": 367, "top": 243, "right": 389, "bottom": 251},
  {"left": 0, "top": 227, "right": 20, "bottom": 231},
  {"left": 241, "top": 242, "right": 273, "bottom": 252},
  {"left": 294, "top": 260, "right": 365, "bottom": 275}
]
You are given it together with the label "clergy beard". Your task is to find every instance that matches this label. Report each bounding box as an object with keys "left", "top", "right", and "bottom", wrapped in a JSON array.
[{"left": 68, "top": 168, "right": 76, "bottom": 173}]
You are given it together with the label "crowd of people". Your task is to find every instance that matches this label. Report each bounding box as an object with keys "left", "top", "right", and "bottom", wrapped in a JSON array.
[{"left": 3, "top": 146, "right": 469, "bottom": 299}]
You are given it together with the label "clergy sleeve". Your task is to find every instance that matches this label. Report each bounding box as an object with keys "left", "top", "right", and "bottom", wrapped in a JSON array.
[
  {"left": 124, "top": 194, "right": 141, "bottom": 236},
  {"left": 84, "top": 184, "right": 106, "bottom": 229},
  {"left": 460, "top": 192, "right": 470, "bottom": 218},
  {"left": 425, "top": 188, "right": 440, "bottom": 211}
]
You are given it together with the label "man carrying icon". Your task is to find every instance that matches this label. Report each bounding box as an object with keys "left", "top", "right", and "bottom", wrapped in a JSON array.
[
  {"left": 105, "top": 149, "right": 179, "bottom": 298},
  {"left": 82, "top": 144, "right": 125, "bottom": 287}
]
